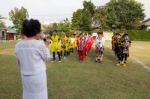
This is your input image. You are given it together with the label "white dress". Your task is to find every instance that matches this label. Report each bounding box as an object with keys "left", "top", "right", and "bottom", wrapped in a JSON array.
[{"left": 15, "top": 39, "right": 50, "bottom": 99}]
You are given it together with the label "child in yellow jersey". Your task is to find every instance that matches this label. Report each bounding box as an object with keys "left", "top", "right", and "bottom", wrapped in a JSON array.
[
  {"left": 60, "top": 33, "right": 67, "bottom": 59},
  {"left": 66, "top": 34, "right": 71, "bottom": 56},
  {"left": 50, "top": 30, "right": 61, "bottom": 62}
]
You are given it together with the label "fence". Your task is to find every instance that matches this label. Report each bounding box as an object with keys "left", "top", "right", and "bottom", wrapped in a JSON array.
[{"left": 0, "top": 40, "right": 18, "bottom": 50}]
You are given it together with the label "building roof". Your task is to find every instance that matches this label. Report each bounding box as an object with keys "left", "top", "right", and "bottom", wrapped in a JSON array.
[
  {"left": 0, "top": 27, "right": 18, "bottom": 34},
  {"left": 7, "top": 28, "right": 18, "bottom": 34},
  {"left": 143, "top": 18, "right": 150, "bottom": 26}
]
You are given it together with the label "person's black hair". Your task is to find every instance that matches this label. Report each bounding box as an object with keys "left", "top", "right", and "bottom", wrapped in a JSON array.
[
  {"left": 97, "top": 31, "right": 103, "bottom": 35},
  {"left": 43, "top": 38, "right": 47, "bottom": 42},
  {"left": 88, "top": 32, "right": 92, "bottom": 34},
  {"left": 116, "top": 32, "right": 120, "bottom": 36},
  {"left": 122, "top": 33, "right": 128, "bottom": 38},
  {"left": 124, "top": 33, "right": 128, "bottom": 36},
  {"left": 22, "top": 19, "right": 41, "bottom": 37},
  {"left": 53, "top": 30, "right": 57, "bottom": 33}
]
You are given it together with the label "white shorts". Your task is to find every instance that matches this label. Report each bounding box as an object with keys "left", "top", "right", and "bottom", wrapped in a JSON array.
[{"left": 21, "top": 72, "right": 48, "bottom": 99}]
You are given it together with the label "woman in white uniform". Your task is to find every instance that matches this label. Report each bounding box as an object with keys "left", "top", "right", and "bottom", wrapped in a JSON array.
[{"left": 15, "top": 19, "right": 50, "bottom": 99}]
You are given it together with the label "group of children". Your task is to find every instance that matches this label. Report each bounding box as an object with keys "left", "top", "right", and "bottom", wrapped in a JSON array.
[
  {"left": 47, "top": 31, "right": 95, "bottom": 62},
  {"left": 77, "top": 32, "right": 106, "bottom": 63},
  {"left": 112, "top": 33, "right": 131, "bottom": 66},
  {"left": 76, "top": 32, "right": 94, "bottom": 62},
  {"left": 44, "top": 30, "right": 77, "bottom": 62},
  {"left": 44, "top": 30, "right": 105, "bottom": 63},
  {"left": 44, "top": 30, "right": 131, "bottom": 66}
]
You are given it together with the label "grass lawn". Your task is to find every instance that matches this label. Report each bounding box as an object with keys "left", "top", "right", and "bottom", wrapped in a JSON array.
[{"left": 0, "top": 41, "right": 150, "bottom": 99}]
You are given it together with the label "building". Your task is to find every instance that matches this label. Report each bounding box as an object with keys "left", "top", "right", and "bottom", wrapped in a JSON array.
[
  {"left": 142, "top": 18, "right": 150, "bottom": 30},
  {"left": 0, "top": 28, "right": 18, "bottom": 40}
]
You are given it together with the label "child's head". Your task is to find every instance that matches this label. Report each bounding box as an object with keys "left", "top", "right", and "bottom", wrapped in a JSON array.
[
  {"left": 97, "top": 32, "right": 103, "bottom": 39},
  {"left": 82, "top": 32, "right": 86, "bottom": 36},
  {"left": 116, "top": 33, "right": 121, "bottom": 39},
  {"left": 53, "top": 30, "right": 57, "bottom": 35},
  {"left": 123, "top": 33, "right": 129, "bottom": 40},
  {"left": 88, "top": 32, "right": 92, "bottom": 35},
  {"left": 114, "top": 32, "right": 117, "bottom": 36}
]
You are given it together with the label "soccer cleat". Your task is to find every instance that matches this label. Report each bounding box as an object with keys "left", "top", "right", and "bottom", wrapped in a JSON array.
[{"left": 121, "top": 61, "right": 124, "bottom": 65}]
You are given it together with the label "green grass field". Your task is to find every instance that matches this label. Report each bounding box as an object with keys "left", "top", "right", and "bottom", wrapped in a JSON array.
[{"left": 0, "top": 41, "right": 150, "bottom": 99}]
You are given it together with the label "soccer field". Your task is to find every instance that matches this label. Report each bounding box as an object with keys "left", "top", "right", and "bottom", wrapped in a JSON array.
[{"left": 0, "top": 41, "right": 150, "bottom": 99}]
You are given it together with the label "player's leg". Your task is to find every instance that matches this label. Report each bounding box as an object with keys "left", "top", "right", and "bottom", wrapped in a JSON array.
[
  {"left": 52, "top": 52, "right": 56, "bottom": 62},
  {"left": 57, "top": 51, "right": 61, "bottom": 62}
]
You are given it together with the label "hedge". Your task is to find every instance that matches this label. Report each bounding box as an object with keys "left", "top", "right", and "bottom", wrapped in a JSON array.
[{"left": 120, "top": 30, "right": 150, "bottom": 41}]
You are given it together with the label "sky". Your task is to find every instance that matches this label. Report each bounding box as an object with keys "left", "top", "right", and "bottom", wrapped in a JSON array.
[{"left": 0, "top": 0, "right": 149, "bottom": 26}]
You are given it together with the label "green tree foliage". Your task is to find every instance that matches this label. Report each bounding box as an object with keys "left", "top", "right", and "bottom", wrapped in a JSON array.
[
  {"left": 52, "top": 23, "right": 58, "bottom": 30},
  {"left": 42, "top": 24, "right": 53, "bottom": 32},
  {"left": 42, "top": 18, "right": 71, "bottom": 33},
  {"left": 0, "top": 21, "right": 5, "bottom": 28},
  {"left": 83, "top": 0, "right": 95, "bottom": 16},
  {"left": 71, "top": 1, "right": 95, "bottom": 31},
  {"left": 58, "top": 18, "right": 71, "bottom": 32},
  {"left": 72, "top": 0, "right": 145, "bottom": 31},
  {"left": 9, "top": 7, "right": 29, "bottom": 32},
  {"left": 0, "top": 16, "right": 5, "bottom": 28},
  {"left": 71, "top": 9, "right": 82, "bottom": 30},
  {"left": 80, "top": 11, "right": 92, "bottom": 31},
  {"left": 106, "top": 0, "right": 145, "bottom": 29},
  {"left": 93, "top": 6, "right": 108, "bottom": 30}
]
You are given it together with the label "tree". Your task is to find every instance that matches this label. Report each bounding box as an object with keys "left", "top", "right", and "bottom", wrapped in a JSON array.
[
  {"left": 58, "top": 18, "right": 71, "bottom": 32},
  {"left": 93, "top": 6, "right": 108, "bottom": 30},
  {"left": 80, "top": 11, "right": 92, "bottom": 31},
  {"left": 52, "top": 23, "right": 58, "bottom": 30},
  {"left": 71, "top": 1, "right": 95, "bottom": 31},
  {"left": 42, "top": 18, "right": 71, "bottom": 33},
  {"left": 80, "top": 1, "right": 95, "bottom": 31},
  {"left": 105, "top": 0, "right": 118, "bottom": 29},
  {"left": 71, "top": 9, "right": 82, "bottom": 30},
  {"left": 9, "top": 7, "right": 29, "bottom": 32},
  {"left": 0, "top": 21, "right": 5, "bottom": 28},
  {"left": 42, "top": 23, "right": 53, "bottom": 34},
  {"left": 83, "top": 0, "right": 95, "bottom": 16},
  {"left": 106, "top": 0, "right": 145, "bottom": 29},
  {"left": 0, "top": 15, "right": 5, "bottom": 28}
]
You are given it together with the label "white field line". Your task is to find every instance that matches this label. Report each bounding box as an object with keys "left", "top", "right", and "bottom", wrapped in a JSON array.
[{"left": 131, "top": 57, "right": 150, "bottom": 71}]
